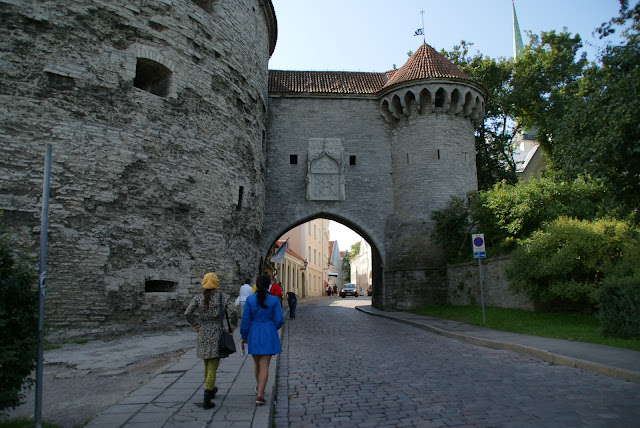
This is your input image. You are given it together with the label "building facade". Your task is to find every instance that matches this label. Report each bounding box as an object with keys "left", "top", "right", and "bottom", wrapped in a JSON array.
[{"left": 1, "top": 1, "right": 484, "bottom": 338}]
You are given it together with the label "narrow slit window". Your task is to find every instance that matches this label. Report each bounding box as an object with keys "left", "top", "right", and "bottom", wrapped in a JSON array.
[
  {"left": 237, "top": 186, "right": 244, "bottom": 210},
  {"left": 290, "top": 154, "right": 298, "bottom": 165},
  {"left": 437, "top": 149, "right": 441, "bottom": 160},
  {"left": 350, "top": 155, "right": 356, "bottom": 165}
]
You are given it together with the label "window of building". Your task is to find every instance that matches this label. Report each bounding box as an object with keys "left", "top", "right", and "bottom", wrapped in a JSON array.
[
  {"left": 134, "top": 58, "right": 172, "bottom": 97},
  {"left": 435, "top": 88, "right": 446, "bottom": 108},
  {"left": 350, "top": 155, "right": 356, "bottom": 165},
  {"left": 145, "top": 280, "right": 177, "bottom": 293},
  {"left": 290, "top": 154, "right": 298, "bottom": 164},
  {"left": 192, "top": 0, "right": 214, "bottom": 12}
]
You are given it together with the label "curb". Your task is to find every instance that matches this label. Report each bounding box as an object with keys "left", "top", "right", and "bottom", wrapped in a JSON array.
[{"left": 356, "top": 306, "right": 640, "bottom": 384}]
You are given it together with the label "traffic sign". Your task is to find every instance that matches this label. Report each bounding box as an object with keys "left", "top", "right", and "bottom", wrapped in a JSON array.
[{"left": 472, "top": 233, "right": 486, "bottom": 258}]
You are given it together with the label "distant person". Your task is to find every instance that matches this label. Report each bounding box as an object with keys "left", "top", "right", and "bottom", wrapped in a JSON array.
[
  {"left": 240, "top": 274, "right": 284, "bottom": 405},
  {"left": 269, "top": 277, "right": 283, "bottom": 304},
  {"left": 326, "top": 284, "right": 331, "bottom": 296},
  {"left": 333, "top": 285, "right": 337, "bottom": 296},
  {"left": 237, "top": 278, "right": 253, "bottom": 318},
  {"left": 286, "top": 291, "right": 297, "bottom": 319},
  {"left": 185, "top": 272, "right": 237, "bottom": 409}
]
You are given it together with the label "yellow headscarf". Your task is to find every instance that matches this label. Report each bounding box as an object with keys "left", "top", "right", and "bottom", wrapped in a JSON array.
[{"left": 201, "top": 272, "right": 219, "bottom": 289}]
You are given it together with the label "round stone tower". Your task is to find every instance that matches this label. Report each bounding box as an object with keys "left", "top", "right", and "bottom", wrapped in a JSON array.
[
  {"left": 0, "top": 0, "right": 276, "bottom": 339},
  {"left": 376, "top": 43, "right": 486, "bottom": 310}
]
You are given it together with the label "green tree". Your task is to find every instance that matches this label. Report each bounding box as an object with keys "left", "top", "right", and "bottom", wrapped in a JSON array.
[
  {"left": 0, "top": 216, "right": 38, "bottom": 413},
  {"left": 340, "top": 242, "right": 361, "bottom": 282},
  {"left": 443, "top": 42, "right": 519, "bottom": 190},
  {"left": 510, "top": 1, "right": 640, "bottom": 216}
]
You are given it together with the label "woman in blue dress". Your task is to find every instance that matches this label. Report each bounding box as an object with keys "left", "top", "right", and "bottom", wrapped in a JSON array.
[{"left": 240, "top": 274, "right": 284, "bottom": 405}]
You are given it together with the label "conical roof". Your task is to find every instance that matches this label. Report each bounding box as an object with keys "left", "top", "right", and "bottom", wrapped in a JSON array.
[{"left": 383, "top": 43, "right": 471, "bottom": 89}]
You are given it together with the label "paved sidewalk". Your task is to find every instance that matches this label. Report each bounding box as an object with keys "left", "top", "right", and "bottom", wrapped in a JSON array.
[
  {"left": 86, "top": 300, "right": 640, "bottom": 427},
  {"left": 86, "top": 305, "right": 289, "bottom": 428},
  {"left": 356, "top": 305, "right": 640, "bottom": 384}
]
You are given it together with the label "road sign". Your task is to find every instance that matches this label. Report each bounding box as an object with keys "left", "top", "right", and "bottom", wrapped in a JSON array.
[{"left": 472, "top": 233, "right": 486, "bottom": 258}]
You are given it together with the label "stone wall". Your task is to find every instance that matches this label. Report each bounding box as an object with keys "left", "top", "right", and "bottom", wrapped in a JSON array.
[
  {"left": 0, "top": 0, "right": 275, "bottom": 340},
  {"left": 446, "top": 255, "right": 534, "bottom": 310}
]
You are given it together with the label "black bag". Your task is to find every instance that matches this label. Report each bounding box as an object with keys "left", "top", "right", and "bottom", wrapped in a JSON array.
[{"left": 219, "top": 293, "right": 236, "bottom": 357}]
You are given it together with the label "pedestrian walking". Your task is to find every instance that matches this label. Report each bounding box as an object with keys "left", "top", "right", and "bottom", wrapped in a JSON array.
[
  {"left": 240, "top": 274, "right": 284, "bottom": 405},
  {"left": 286, "top": 290, "right": 297, "bottom": 319},
  {"left": 237, "top": 277, "right": 253, "bottom": 318},
  {"left": 184, "top": 272, "right": 238, "bottom": 410},
  {"left": 269, "top": 277, "right": 283, "bottom": 304}
]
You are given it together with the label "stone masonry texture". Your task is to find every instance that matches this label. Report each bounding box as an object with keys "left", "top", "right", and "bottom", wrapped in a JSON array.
[{"left": 1, "top": 0, "right": 485, "bottom": 338}]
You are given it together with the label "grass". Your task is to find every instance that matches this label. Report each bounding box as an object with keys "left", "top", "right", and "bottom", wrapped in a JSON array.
[{"left": 411, "top": 304, "right": 640, "bottom": 352}]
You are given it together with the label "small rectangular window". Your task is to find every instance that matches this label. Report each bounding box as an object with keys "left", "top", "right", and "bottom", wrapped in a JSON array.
[
  {"left": 145, "top": 280, "right": 177, "bottom": 293},
  {"left": 350, "top": 155, "right": 356, "bottom": 165},
  {"left": 290, "top": 155, "right": 298, "bottom": 164},
  {"left": 437, "top": 149, "right": 441, "bottom": 160}
]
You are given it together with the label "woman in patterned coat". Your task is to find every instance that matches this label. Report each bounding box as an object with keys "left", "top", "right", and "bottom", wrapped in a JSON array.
[{"left": 185, "top": 272, "right": 237, "bottom": 409}]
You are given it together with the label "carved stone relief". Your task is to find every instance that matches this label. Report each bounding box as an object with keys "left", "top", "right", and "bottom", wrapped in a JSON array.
[{"left": 306, "top": 138, "right": 345, "bottom": 201}]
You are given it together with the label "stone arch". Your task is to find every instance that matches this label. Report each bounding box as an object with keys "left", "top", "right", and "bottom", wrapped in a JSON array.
[
  {"left": 262, "top": 213, "right": 384, "bottom": 307},
  {"left": 390, "top": 94, "right": 404, "bottom": 120},
  {"left": 463, "top": 91, "right": 475, "bottom": 116},
  {"left": 449, "top": 88, "right": 463, "bottom": 116},
  {"left": 403, "top": 90, "right": 416, "bottom": 116},
  {"left": 434, "top": 87, "right": 447, "bottom": 111},
  {"left": 380, "top": 99, "right": 394, "bottom": 123},
  {"left": 418, "top": 87, "right": 433, "bottom": 114}
]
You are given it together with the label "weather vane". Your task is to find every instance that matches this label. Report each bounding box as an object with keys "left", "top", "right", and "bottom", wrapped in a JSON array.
[{"left": 414, "top": 10, "right": 426, "bottom": 43}]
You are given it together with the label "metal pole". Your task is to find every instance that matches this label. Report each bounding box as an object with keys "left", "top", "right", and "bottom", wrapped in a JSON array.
[
  {"left": 478, "top": 258, "right": 486, "bottom": 324},
  {"left": 35, "top": 144, "right": 52, "bottom": 428}
]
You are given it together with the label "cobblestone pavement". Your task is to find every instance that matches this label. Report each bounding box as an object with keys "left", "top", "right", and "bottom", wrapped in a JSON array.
[{"left": 273, "top": 298, "right": 640, "bottom": 428}]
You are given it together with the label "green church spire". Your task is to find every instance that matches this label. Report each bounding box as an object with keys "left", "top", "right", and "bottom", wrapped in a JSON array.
[{"left": 512, "top": 0, "right": 524, "bottom": 61}]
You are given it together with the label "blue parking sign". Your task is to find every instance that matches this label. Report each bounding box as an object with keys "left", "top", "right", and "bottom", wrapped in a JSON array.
[{"left": 472, "top": 233, "right": 486, "bottom": 258}]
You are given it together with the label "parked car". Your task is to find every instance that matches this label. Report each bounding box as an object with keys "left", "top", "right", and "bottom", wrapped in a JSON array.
[{"left": 340, "top": 283, "right": 358, "bottom": 298}]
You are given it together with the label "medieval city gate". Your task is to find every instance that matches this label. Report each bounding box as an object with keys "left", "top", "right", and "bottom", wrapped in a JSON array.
[{"left": 263, "top": 49, "right": 486, "bottom": 311}]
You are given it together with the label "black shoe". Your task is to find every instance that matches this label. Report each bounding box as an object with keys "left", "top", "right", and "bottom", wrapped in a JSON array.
[{"left": 203, "top": 389, "right": 216, "bottom": 409}]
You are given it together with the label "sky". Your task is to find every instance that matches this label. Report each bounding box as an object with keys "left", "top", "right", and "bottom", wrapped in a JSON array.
[
  {"left": 269, "top": 0, "right": 634, "bottom": 251},
  {"left": 269, "top": 0, "right": 632, "bottom": 72}
]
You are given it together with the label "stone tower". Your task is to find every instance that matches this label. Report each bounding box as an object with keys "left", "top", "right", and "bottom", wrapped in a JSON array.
[
  {"left": 378, "top": 43, "right": 486, "bottom": 309},
  {"left": 0, "top": 0, "right": 276, "bottom": 339}
]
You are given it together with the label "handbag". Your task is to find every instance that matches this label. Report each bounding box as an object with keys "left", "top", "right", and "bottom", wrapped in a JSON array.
[{"left": 218, "top": 293, "right": 236, "bottom": 358}]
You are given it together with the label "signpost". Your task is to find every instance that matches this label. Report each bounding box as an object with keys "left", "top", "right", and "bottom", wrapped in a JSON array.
[{"left": 472, "top": 233, "right": 486, "bottom": 323}]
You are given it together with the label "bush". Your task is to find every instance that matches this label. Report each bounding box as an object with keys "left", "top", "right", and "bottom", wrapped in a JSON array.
[
  {"left": 0, "top": 220, "right": 38, "bottom": 413},
  {"left": 429, "top": 176, "right": 609, "bottom": 263},
  {"left": 597, "top": 275, "right": 640, "bottom": 339},
  {"left": 505, "top": 217, "right": 640, "bottom": 310}
]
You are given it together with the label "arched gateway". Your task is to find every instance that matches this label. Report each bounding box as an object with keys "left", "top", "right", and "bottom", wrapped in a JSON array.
[
  {"left": 265, "top": 44, "right": 486, "bottom": 310},
  {"left": 0, "top": 1, "right": 484, "bottom": 338}
]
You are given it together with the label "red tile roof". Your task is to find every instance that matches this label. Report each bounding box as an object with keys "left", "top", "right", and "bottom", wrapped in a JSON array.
[
  {"left": 269, "top": 70, "right": 387, "bottom": 94},
  {"left": 383, "top": 43, "right": 471, "bottom": 89},
  {"left": 269, "top": 43, "right": 472, "bottom": 95}
]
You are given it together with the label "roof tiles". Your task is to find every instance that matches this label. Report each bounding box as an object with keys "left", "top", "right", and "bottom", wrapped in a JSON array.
[{"left": 269, "top": 43, "right": 472, "bottom": 95}]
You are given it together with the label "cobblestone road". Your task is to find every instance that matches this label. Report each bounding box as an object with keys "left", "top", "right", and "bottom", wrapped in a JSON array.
[{"left": 273, "top": 298, "right": 640, "bottom": 427}]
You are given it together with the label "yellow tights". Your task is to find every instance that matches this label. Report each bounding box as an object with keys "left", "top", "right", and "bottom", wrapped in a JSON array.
[{"left": 203, "top": 358, "right": 220, "bottom": 390}]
